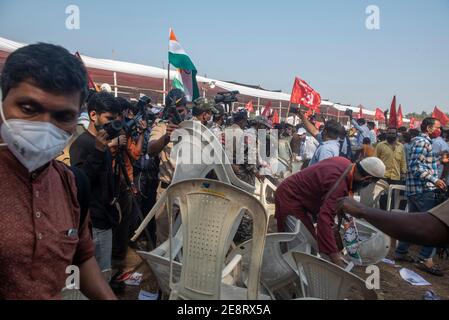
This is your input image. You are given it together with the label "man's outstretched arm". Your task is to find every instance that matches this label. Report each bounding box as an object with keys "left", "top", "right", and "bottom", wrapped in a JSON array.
[
  {"left": 79, "top": 257, "right": 117, "bottom": 300},
  {"left": 337, "top": 198, "right": 449, "bottom": 247}
]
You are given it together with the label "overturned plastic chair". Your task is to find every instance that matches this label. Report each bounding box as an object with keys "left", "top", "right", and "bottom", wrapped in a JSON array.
[
  {"left": 347, "top": 219, "right": 391, "bottom": 266},
  {"left": 132, "top": 121, "right": 256, "bottom": 241},
  {"left": 292, "top": 251, "right": 378, "bottom": 300},
  {"left": 227, "top": 219, "right": 304, "bottom": 300},
  {"left": 138, "top": 227, "right": 243, "bottom": 296},
  {"left": 165, "top": 179, "right": 269, "bottom": 300}
]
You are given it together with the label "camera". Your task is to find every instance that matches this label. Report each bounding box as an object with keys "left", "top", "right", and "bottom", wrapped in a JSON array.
[
  {"left": 103, "top": 120, "right": 125, "bottom": 139},
  {"left": 215, "top": 91, "right": 239, "bottom": 114},
  {"left": 124, "top": 95, "right": 152, "bottom": 134},
  {"left": 345, "top": 109, "right": 353, "bottom": 118},
  {"left": 161, "top": 99, "right": 183, "bottom": 125}
]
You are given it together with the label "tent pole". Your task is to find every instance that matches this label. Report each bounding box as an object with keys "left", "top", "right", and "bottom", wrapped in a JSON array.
[{"left": 113, "top": 72, "right": 118, "bottom": 98}]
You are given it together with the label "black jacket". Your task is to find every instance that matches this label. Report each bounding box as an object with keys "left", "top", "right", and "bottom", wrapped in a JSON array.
[{"left": 70, "top": 131, "right": 119, "bottom": 230}]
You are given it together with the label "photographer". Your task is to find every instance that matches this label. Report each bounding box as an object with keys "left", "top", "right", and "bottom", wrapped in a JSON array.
[
  {"left": 70, "top": 92, "right": 122, "bottom": 282},
  {"left": 109, "top": 97, "right": 149, "bottom": 282},
  {"left": 148, "top": 88, "right": 188, "bottom": 245}
]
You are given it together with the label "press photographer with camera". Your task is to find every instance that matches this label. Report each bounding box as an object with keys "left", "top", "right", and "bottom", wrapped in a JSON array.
[
  {"left": 70, "top": 92, "right": 123, "bottom": 283},
  {"left": 148, "top": 88, "right": 188, "bottom": 245},
  {"left": 108, "top": 97, "right": 151, "bottom": 284}
]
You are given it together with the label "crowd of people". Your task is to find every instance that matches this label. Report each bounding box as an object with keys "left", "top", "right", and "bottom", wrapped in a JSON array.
[{"left": 1, "top": 42, "right": 449, "bottom": 300}]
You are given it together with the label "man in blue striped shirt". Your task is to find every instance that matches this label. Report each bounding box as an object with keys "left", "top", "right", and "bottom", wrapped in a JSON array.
[{"left": 396, "top": 118, "right": 448, "bottom": 276}]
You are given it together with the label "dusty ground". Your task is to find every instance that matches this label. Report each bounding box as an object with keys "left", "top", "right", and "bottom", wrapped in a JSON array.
[{"left": 117, "top": 238, "right": 449, "bottom": 301}]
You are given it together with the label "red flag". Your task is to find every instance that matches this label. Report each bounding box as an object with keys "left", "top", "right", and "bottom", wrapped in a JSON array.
[
  {"left": 409, "top": 117, "right": 416, "bottom": 129},
  {"left": 75, "top": 51, "right": 99, "bottom": 92},
  {"left": 262, "top": 101, "right": 272, "bottom": 116},
  {"left": 272, "top": 111, "right": 280, "bottom": 125},
  {"left": 358, "top": 105, "right": 364, "bottom": 119},
  {"left": 375, "top": 108, "right": 385, "bottom": 120},
  {"left": 397, "top": 105, "right": 404, "bottom": 128},
  {"left": 389, "top": 96, "right": 398, "bottom": 128},
  {"left": 245, "top": 101, "right": 254, "bottom": 113},
  {"left": 432, "top": 106, "right": 449, "bottom": 127},
  {"left": 290, "top": 77, "right": 321, "bottom": 111}
]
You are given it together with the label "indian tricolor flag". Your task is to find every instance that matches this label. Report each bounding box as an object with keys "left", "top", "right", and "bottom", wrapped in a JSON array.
[{"left": 169, "top": 29, "right": 199, "bottom": 102}]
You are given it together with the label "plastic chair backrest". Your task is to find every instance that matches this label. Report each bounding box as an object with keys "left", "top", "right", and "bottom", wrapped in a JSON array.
[
  {"left": 292, "top": 251, "right": 378, "bottom": 300},
  {"left": 386, "top": 185, "right": 407, "bottom": 212},
  {"left": 167, "top": 179, "right": 268, "bottom": 300},
  {"left": 285, "top": 216, "right": 318, "bottom": 254},
  {"left": 172, "top": 121, "right": 256, "bottom": 193}
]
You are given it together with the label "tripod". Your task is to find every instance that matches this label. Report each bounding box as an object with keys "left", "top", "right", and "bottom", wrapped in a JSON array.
[{"left": 113, "top": 148, "right": 155, "bottom": 252}]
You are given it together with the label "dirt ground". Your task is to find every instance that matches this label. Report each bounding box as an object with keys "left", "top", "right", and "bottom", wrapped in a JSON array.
[{"left": 117, "top": 240, "right": 449, "bottom": 301}]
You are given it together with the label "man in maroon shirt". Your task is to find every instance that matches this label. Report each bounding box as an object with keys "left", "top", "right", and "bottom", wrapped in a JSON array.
[
  {"left": 0, "top": 43, "right": 116, "bottom": 299},
  {"left": 275, "top": 157, "right": 385, "bottom": 266}
]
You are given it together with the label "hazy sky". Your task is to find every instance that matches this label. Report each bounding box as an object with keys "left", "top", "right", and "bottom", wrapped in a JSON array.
[{"left": 0, "top": 0, "right": 448, "bottom": 113}]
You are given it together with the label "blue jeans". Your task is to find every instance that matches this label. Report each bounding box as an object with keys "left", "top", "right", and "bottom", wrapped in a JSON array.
[
  {"left": 395, "top": 192, "right": 438, "bottom": 260},
  {"left": 93, "top": 228, "right": 113, "bottom": 279}
]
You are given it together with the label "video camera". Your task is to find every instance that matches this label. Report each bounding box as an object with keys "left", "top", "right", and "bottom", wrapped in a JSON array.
[
  {"left": 215, "top": 91, "right": 239, "bottom": 114},
  {"left": 345, "top": 109, "right": 353, "bottom": 118}
]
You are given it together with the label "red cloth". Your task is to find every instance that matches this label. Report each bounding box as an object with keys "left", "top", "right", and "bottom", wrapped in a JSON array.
[
  {"left": 262, "top": 101, "right": 272, "bottom": 116},
  {"left": 272, "top": 110, "right": 280, "bottom": 124},
  {"left": 433, "top": 106, "right": 449, "bottom": 127},
  {"left": 245, "top": 101, "right": 254, "bottom": 113},
  {"left": 375, "top": 108, "right": 385, "bottom": 120},
  {"left": 275, "top": 157, "right": 352, "bottom": 255},
  {"left": 389, "top": 96, "right": 398, "bottom": 128},
  {"left": 290, "top": 77, "right": 321, "bottom": 111},
  {"left": 0, "top": 148, "right": 95, "bottom": 299},
  {"left": 397, "top": 105, "right": 404, "bottom": 128}
]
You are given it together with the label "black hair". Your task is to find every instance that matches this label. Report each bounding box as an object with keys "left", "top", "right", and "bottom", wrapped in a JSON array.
[
  {"left": 1, "top": 43, "right": 88, "bottom": 105},
  {"left": 402, "top": 132, "right": 412, "bottom": 144},
  {"left": 378, "top": 132, "right": 387, "bottom": 142},
  {"left": 166, "top": 88, "right": 187, "bottom": 107},
  {"left": 87, "top": 92, "right": 122, "bottom": 115},
  {"left": 115, "top": 97, "right": 134, "bottom": 113},
  {"left": 367, "top": 122, "right": 376, "bottom": 130},
  {"left": 398, "top": 126, "right": 407, "bottom": 133},
  {"left": 421, "top": 118, "right": 438, "bottom": 133},
  {"left": 323, "top": 120, "right": 342, "bottom": 140},
  {"left": 409, "top": 128, "right": 420, "bottom": 138},
  {"left": 357, "top": 118, "right": 366, "bottom": 126},
  {"left": 363, "top": 137, "right": 371, "bottom": 145}
]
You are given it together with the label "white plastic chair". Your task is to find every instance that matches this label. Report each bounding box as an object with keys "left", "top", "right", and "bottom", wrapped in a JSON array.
[
  {"left": 132, "top": 120, "right": 256, "bottom": 241},
  {"left": 386, "top": 184, "right": 407, "bottom": 212},
  {"left": 61, "top": 286, "right": 88, "bottom": 300},
  {"left": 351, "top": 219, "right": 391, "bottom": 266},
  {"left": 360, "top": 180, "right": 390, "bottom": 208},
  {"left": 284, "top": 216, "right": 318, "bottom": 255},
  {"left": 227, "top": 220, "right": 304, "bottom": 299},
  {"left": 164, "top": 179, "right": 269, "bottom": 300},
  {"left": 292, "top": 251, "right": 378, "bottom": 300}
]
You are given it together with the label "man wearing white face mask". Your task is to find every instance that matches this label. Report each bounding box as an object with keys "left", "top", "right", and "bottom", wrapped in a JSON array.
[{"left": 0, "top": 43, "right": 116, "bottom": 300}]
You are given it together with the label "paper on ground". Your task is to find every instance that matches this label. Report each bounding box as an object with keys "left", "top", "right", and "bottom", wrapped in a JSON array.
[
  {"left": 399, "top": 268, "right": 431, "bottom": 286},
  {"left": 124, "top": 272, "right": 143, "bottom": 286},
  {"left": 138, "top": 290, "right": 159, "bottom": 300}
]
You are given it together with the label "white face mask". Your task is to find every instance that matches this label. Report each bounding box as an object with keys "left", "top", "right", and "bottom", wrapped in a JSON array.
[{"left": 0, "top": 103, "right": 71, "bottom": 172}]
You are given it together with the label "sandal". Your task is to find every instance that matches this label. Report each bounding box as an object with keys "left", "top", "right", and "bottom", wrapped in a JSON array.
[{"left": 417, "top": 262, "right": 444, "bottom": 277}]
